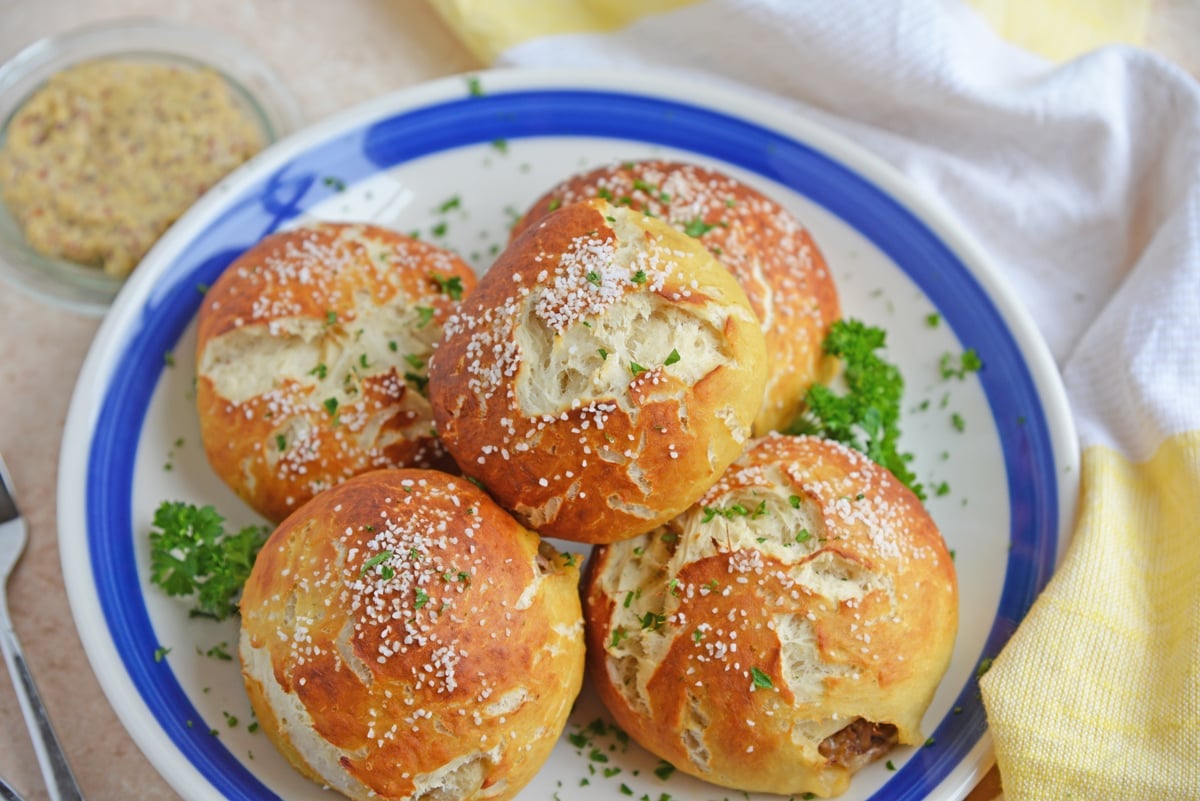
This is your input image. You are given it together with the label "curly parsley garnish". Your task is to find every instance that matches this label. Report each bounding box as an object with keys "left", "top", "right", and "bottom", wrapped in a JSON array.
[
  {"left": 148, "top": 502, "right": 269, "bottom": 620},
  {"left": 788, "top": 318, "right": 924, "bottom": 499}
]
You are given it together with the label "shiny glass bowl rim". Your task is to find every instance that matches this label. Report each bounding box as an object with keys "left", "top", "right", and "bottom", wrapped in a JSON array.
[{"left": 0, "top": 17, "right": 305, "bottom": 316}]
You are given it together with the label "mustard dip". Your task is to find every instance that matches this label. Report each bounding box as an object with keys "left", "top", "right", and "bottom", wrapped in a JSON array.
[{"left": 0, "top": 59, "right": 265, "bottom": 277}]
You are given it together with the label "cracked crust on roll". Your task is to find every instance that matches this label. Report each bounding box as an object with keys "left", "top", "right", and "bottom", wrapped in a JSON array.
[
  {"left": 196, "top": 222, "right": 475, "bottom": 523},
  {"left": 429, "top": 198, "right": 768, "bottom": 544},
  {"left": 582, "top": 434, "right": 958, "bottom": 798},
  {"left": 239, "top": 468, "right": 585, "bottom": 801},
  {"left": 514, "top": 160, "right": 841, "bottom": 434}
]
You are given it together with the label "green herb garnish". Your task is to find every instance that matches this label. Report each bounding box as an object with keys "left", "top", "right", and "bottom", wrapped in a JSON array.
[
  {"left": 405, "top": 371, "right": 430, "bottom": 393},
  {"left": 788, "top": 318, "right": 924, "bottom": 499},
  {"left": 148, "top": 502, "right": 269, "bottom": 620},
  {"left": 360, "top": 551, "right": 393, "bottom": 576},
  {"left": 431, "top": 273, "right": 464, "bottom": 300},
  {"left": 206, "top": 643, "right": 233, "bottom": 661},
  {"left": 939, "top": 348, "right": 983, "bottom": 380},
  {"left": 750, "top": 667, "right": 774, "bottom": 690},
  {"left": 638, "top": 611, "right": 666, "bottom": 631}
]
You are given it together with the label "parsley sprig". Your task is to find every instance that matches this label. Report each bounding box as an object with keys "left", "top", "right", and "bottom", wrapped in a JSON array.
[
  {"left": 148, "top": 501, "right": 269, "bottom": 620},
  {"left": 788, "top": 319, "right": 924, "bottom": 499}
]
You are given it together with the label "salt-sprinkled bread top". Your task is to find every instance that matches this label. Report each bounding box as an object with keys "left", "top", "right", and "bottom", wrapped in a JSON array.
[
  {"left": 195, "top": 222, "right": 476, "bottom": 523},
  {"left": 429, "top": 198, "right": 769, "bottom": 544},
  {"left": 239, "top": 468, "right": 585, "bottom": 801},
  {"left": 515, "top": 160, "right": 841, "bottom": 434},
  {"left": 582, "top": 434, "right": 958, "bottom": 797}
]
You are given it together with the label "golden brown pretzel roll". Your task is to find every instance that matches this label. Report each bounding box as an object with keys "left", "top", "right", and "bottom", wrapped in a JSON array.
[
  {"left": 429, "top": 198, "right": 768, "bottom": 544},
  {"left": 195, "top": 222, "right": 476, "bottom": 523},
  {"left": 239, "top": 468, "right": 585, "bottom": 801},
  {"left": 582, "top": 434, "right": 958, "bottom": 797},
  {"left": 515, "top": 160, "right": 841, "bottom": 434}
]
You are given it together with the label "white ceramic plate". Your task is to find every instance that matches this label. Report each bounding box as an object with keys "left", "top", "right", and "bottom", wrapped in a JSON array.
[{"left": 58, "top": 69, "right": 1078, "bottom": 801}]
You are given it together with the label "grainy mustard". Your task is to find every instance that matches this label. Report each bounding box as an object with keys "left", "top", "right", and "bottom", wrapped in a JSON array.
[{"left": 0, "top": 59, "right": 264, "bottom": 277}]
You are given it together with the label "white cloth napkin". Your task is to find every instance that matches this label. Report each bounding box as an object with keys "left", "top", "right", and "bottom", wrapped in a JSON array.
[{"left": 433, "top": 0, "right": 1200, "bottom": 797}]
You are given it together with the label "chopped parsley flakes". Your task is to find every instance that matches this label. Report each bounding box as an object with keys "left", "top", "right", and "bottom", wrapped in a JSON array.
[
  {"left": 683, "top": 217, "right": 716, "bottom": 237},
  {"left": 431, "top": 273, "right": 464, "bottom": 300},
  {"left": 939, "top": 348, "right": 983, "bottom": 380}
]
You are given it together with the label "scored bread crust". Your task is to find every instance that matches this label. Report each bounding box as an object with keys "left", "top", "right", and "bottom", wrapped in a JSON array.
[
  {"left": 239, "top": 468, "right": 585, "bottom": 801},
  {"left": 429, "top": 198, "right": 768, "bottom": 544},
  {"left": 582, "top": 434, "right": 958, "bottom": 797},
  {"left": 514, "top": 160, "right": 841, "bottom": 434},
  {"left": 195, "top": 222, "right": 476, "bottom": 523}
]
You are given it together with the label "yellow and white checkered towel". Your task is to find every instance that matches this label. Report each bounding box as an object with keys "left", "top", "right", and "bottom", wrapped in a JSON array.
[{"left": 430, "top": 1, "right": 1200, "bottom": 798}]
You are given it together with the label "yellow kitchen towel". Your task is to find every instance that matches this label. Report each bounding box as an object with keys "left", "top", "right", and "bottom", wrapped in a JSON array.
[
  {"left": 428, "top": 0, "right": 1200, "bottom": 798},
  {"left": 966, "top": 0, "right": 1150, "bottom": 61},
  {"left": 430, "top": 0, "right": 1152, "bottom": 64},
  {"left": 430, "top": 0, "right": 696, "bottom": 63},
  {"left": 981, "top": 435, "right": 1200, "bottom": 797}
]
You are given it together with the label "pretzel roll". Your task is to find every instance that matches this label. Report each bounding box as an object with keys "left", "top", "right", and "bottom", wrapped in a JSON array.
[
  {"left": 516, "top": 160, "right": 841, "bottom": 434},
  {"left": 582, "top": 434, "right": 958, "bottom": 797},
  {"left": 429, "top": 198, "right": 768, "bottom": 544},
  {"left": 196, "top": 222, "right": 476, "bottom": 523},
  {"left": 239, "top": 468, "right": 585, "bottom": 801}
]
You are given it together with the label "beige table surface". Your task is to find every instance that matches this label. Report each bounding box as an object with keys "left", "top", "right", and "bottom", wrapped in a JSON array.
[{"left": 0, "top": 2, "right": 1195, "bottom": 800}]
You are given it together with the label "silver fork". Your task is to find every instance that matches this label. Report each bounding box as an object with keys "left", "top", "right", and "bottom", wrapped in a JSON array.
[{"left": 0, "top": 452, "right": 86, "bottom": 801}]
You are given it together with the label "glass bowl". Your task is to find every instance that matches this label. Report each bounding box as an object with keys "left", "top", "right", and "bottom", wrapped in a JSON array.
[{"left": 0, "top": 17, "right": 305, "bottom": 316}]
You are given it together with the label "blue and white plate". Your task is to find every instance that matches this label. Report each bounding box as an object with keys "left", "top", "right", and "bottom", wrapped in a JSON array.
[{"left": 58, "top": 69, "right": 1078, "bottom": 801}]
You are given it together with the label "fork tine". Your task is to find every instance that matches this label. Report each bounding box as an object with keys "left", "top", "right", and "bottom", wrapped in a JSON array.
[
  {"left": 0, "top": 450, "right": 17, "bottom": 525},
  {"left": 0, "top": 452, "right": 19, "bottom": 524},
  {"left": 0, "top": 776, "right": 29, "bottom": 801}
]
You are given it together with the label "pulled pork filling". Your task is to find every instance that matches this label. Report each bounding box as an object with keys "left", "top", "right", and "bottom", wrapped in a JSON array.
[{"left": 818, "top": 718, "right": 900, "bottom": 770}]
